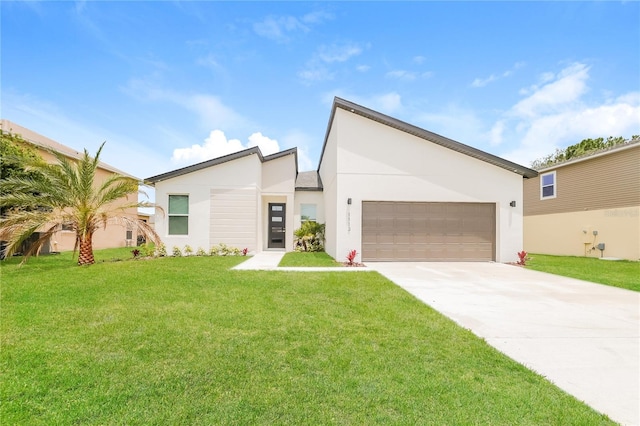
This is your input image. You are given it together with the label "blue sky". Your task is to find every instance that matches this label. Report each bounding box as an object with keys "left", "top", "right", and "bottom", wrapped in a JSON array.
[{"left": 2, "top": 1, "right": 639, "bottom": 180}]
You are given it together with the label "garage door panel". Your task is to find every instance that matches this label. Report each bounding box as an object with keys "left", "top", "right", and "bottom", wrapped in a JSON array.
[{"left": 362, "top": 201, "right": 495, "bottom": 262}]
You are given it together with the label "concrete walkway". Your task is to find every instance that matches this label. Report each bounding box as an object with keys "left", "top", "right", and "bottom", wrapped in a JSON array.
[{"left": 367, "top": 262, "right": 640, "bottom": 426}]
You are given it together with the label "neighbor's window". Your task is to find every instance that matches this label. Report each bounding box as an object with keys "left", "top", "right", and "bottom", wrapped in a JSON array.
[
  {"left": 540, "top": 171, "right": 556, "bottom": 199},
  {"left": 301, "top": 204, "right": 317, "bottom": 221},
  {"left": 168, "top": 194, "right": 189, "bottom": 235}
]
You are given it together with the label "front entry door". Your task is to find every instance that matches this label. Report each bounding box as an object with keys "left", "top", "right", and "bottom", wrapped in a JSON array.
[{"left": 268, "top": 203, "right": 286, "bottom": 249}]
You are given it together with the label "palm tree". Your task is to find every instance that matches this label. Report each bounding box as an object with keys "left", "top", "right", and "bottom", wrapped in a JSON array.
[{"left": 0, "top": 142, "right": 161, "bottom": 265}]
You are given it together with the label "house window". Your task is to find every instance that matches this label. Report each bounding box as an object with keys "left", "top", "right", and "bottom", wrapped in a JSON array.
[
  {"left": 301, "top": 204, "right": 317, "bottom": 221},
  {"left": 540, "top": 171, "right": 556, "bottom": 199},
  {"left": 168, "top": 194, "right": 189, "bottom": 235}
]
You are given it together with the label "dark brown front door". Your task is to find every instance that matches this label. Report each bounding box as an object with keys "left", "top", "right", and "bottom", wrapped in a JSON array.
[{"left": 268, "top": 203, "right": 286, "bottom": 249}]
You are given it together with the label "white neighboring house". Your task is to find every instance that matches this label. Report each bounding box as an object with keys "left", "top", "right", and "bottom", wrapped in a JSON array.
[{"left": 146, "top": 98, "right": 537, "bottom": 263}]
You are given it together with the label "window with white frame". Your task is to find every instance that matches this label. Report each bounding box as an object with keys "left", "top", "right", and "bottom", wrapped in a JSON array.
[
  {"left": 300, "top": 204, "right": 317, "bottom": 221},
  {"left": 168, "top": 194, "right": 189, "bottom": 235},
  {"left": 540, "top": 171, "right": 556, "bottom": 199}
]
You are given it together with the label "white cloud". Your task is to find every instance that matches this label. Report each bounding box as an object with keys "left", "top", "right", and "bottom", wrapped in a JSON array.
[
  {"left": 471, "top": 61, "right": 525, "bottom": 88},
  {"left": 496, "top": 63, "right": 640, "bottom": 166},
  {"left": 299, "top": 42, "right": 364, "bottom": 83},
  {"left": 171, "top": 129, "right": 281, "bottom": 165},
  {"left": 253, "top": 15, "right": 308, "bottom": 42},
  {"left": 471, "top": 74, "right": 497, "bottom": 88},
  {"left": 253, "top": 10, "right": 332, "bottom": 43},
  {"left": 247, "top": 132, "right": 279, "bottom": 155},
  {"left": 123, "top": 78, "right": 248, "bottom": 131},
  {"left": 356, "top": 64, "right": 371, "bottom": 72},
  {"left": 317, "top": 43, "right": 362, "bottom": 63},
  {"left": 413, "top": 55, "right": 426, "bottom": 64},
  {"left": 489, "top": 120, "right": 505, "bottom": 146},
  {"left": 510, "top": 63, "right": 590, "bottom": 118}
]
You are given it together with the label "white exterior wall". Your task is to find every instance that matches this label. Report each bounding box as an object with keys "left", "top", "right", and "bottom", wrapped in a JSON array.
[
  {"left": 319, "top": 123, "right": 339, "bottom": 258},
  {"left": 327, "top": 109, "right": 524, "bottom": 263},
  {"left": 154, "top": 155, "right": 262, "bottom": 253}
]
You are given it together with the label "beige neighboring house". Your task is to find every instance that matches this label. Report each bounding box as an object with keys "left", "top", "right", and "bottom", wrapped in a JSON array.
[
  {"left": 524, "top": 139, "right": 640, "bottom": 260},
  {"left": 147, "top": 98, "right": 537, "bottom": 264},
  {"left": 1, "top": 119, "right": 144, "bottom": 253}
]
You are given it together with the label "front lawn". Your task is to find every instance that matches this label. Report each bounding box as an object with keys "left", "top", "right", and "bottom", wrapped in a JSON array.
[
  {"left": 279, "top": 251, "right": 341, "bottom": 267},
  {"left": 1, "top": 251, "right": 613, "bottom": 424},
  {"left": 526, "top": 253, "right": 640, "bottom": 292}
]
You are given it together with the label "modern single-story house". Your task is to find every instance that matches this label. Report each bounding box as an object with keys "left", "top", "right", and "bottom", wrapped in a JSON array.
[
  {"left": 1, "top": 119, "right": 145, "bottom": 253},
  {"left": 146, "top": 97, "right": 537, "bottom": 263},
  {"left": 524, "top": 139, "right": 640, "bottom": 260}
]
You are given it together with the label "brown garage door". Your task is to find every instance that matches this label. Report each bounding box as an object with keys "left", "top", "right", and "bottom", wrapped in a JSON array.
[{"left": 362, "top": 201, "right": 495, "bottom": 261}]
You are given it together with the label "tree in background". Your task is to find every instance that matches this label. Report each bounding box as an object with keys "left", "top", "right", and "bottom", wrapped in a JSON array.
[
  {"left": 0, "top": 128, "right": 44, "bottom": 186},
  {"left": 531, "top": 135, "right": 639, "bottom": 169},
  {"left": 0, "top": 142, "right": 161, "bottom": 265}
]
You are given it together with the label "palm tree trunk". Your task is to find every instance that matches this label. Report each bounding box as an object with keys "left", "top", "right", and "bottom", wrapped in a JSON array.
[{"left": 78, "top": 234, "right": 95, "bottom": 265}]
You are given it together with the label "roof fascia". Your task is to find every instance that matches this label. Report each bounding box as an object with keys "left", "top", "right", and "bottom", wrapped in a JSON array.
[{"left": 145, "top": 146, "right": 299, "bottom": 185}]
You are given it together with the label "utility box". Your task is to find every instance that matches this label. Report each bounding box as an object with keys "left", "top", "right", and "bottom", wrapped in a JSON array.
[{"left": 597, "top": 243, "right": 605, "bottom": 251}]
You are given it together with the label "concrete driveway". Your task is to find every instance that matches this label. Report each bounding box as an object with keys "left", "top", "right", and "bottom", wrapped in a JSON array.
[{"left": 366, "top": 262, "right": 639, "bottom": 426}]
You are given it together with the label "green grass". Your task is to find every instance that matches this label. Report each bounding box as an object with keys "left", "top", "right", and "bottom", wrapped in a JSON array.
[
  {"left": 1, "top": 251, "right": 614, "bottom": 425},
  {"left": 279, "top": 251, "right": 342, "bottom": 267},
  {"left": 526, "top": 253, "right": 640, "bottom": 292}
]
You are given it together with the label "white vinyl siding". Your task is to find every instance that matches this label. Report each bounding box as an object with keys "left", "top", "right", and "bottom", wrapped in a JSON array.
[{"left": 210, "top": 188, "right": 258, "bottom": 251}]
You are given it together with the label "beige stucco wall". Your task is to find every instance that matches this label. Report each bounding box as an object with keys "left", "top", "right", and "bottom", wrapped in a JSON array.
[
  {"left": 524, "top": 207, "right": 640, "bottom": 260},
  {"left": 323, "top": 108, "right": 526, "bottom": 263}
]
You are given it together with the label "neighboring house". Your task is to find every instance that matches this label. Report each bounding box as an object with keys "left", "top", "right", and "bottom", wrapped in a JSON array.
[
  {"left": 146, "top": 98, "right": 537, "bottom": 263},
  {"left": 1, "top": 119, "right": 144, "bottom": 253},
  {"left": 524, "top": 140, "right": 640, "bottom": 260}
]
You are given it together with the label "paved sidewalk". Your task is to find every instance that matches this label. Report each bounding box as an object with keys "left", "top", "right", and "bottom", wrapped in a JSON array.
[
  {"left": 231, "top": 251, "right": 369, "bottom": 272},
  {"left": 367, "top": 262, "right": 640, "bottom": 426}
]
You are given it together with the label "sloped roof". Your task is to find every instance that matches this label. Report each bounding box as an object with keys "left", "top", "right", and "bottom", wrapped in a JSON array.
[
  {"left": 318, "top": 97, "right": 538, "bottom": 179},
  {"left": 295, "top": 170, "right": 323, "bottom": 191},
  {"left": 1, "top": 119, "right": 138, "bottom": 179},
  {"left": 535, "top": 138, "right": 640, "bottom": 173},
  {"left": 145, "top": 146, "right": 298, "bottom": 184}
]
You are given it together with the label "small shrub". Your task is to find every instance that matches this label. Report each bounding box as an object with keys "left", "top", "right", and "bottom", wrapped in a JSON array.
[
  {"left": 139, "top": 243, "right": 156, "bottom": 257},
  {"left": 219, "top": 243, "right": 230, "bottom": 256},
  {"left": 131, "top": 249, "right": 141, "bottom": 259},
  {"left": 172, "top": 246, "right": 182, "bottom": 257},
  {"left": 196, "top": 247, "right": 207, "bottom": 256},
  {"left": 294, "top": 221, "right": 325, "bottom": 252},
  {"left": 242, "top": 248, "right": 248, "bottom": 256},
  {"left": 346, "top": 249, "right": 357, "bottom": 266},
  {"left": 156, "top": 244, "right": 167, "bottom": 257},
  {"left": 209, "top": 245, "right": 220, "bottom": 256},
  {"left": 184, "top": 245, "right": 193, "bottom": 256},
  {"left": 517, "top": 250, "right": 528, "bottom": 266}
]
